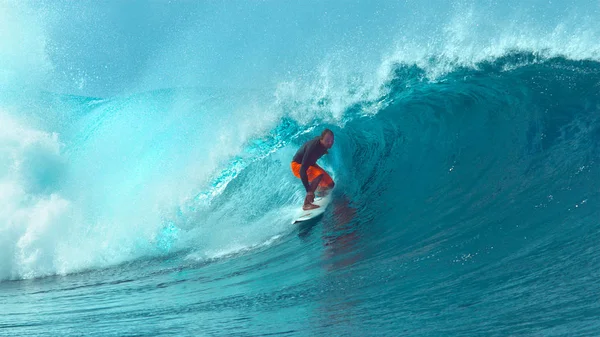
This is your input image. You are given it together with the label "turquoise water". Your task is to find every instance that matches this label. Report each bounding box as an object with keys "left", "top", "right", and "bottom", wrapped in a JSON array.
[{"left": 1, "top": 1, "right": 600, "bottom": 336}]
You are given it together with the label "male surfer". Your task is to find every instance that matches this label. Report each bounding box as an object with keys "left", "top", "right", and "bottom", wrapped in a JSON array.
[{"left": 291, "top": 129, "right": 335, "bottom": 210}]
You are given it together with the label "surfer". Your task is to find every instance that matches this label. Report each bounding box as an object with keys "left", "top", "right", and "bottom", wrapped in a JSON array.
[{"left": 291, "top": 129, "right": 335, "bottom": 210}]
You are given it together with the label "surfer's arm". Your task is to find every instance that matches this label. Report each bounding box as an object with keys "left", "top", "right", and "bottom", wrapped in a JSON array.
[
  {"left": 299, "top": 144, "right": 314, "bottom": 192},
  {"left": 299, "top": 163, "right": 311, "bottom": 192}
]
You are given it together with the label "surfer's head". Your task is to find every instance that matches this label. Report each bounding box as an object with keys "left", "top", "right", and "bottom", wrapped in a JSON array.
[{"left": 320, "top": 129, "right": 334, "bottom": 149}]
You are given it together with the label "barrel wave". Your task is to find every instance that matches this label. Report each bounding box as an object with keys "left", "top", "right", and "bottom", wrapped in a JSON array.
[{"left": 1, "top": 1, "right": 600, "bottom": 336}]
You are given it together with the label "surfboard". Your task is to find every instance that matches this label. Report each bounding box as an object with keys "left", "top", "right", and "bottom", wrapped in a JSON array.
[{"left": 292, "top": 192, "right": 332, "bottom": 224}]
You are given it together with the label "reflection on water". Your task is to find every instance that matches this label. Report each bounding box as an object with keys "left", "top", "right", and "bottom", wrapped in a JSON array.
[
  {"left": 313, "top": 194, "right": 370, "bottom": 334},
  {"left": 322, "top": 194, "right": 360, "bottom": 271}
]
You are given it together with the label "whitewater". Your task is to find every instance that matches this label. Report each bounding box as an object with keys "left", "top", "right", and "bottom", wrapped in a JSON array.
[{"left": 1, "top": 1, "right": 599, "bottom": 336}]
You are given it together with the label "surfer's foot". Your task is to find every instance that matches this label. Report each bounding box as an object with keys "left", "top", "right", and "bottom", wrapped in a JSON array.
[{"left": 303, "top": 203, "right": 320, "bottom": 211}]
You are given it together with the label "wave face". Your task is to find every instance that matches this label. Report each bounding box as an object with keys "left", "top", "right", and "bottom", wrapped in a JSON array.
[{"left": 1, "top": 1, "right": 600, "bottom": 336}]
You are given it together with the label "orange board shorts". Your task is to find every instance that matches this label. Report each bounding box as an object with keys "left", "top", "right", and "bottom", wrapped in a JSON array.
[{"left": 290, "top": 161, "right": 334, "bottom": 190}]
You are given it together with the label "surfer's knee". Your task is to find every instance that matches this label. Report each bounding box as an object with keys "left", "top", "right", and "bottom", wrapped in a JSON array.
[{"left": 314, "top": 174, "right": 324, "bottom": 183}]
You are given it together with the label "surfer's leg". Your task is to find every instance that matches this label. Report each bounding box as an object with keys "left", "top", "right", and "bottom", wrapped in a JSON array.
[
  {"left": 292, "top": 163, "right": 330, "bottom": 203},
  {"left": 308, "top": 174, "right": 323, "bottom": 193},
  {"left": 311, "top": 164, "right": 334, "bottom": 190},
  {"left": 291, "top": 162, "right": 328, "bottom": 189}
]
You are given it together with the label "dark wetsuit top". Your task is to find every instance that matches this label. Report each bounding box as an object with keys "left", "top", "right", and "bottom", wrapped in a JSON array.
[{"left": 292, "top": 137, "right": 328, "bottom": 192}]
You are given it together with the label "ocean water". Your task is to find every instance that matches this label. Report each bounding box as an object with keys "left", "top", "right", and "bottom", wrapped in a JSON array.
[{"left": 1, "top": 1, "right": 600, "bottom": 336}]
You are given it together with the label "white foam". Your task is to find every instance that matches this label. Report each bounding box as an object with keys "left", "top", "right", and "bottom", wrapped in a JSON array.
[
  {"left": 0, "top": 113, "right": 157, "bottom": 280},
  {"left": 381, "top": 6, "right": 600, "bottom": 82},
  {"left": 186, "top": 233, "right": 285, "bottom": 263},
  {"left": 0, "top": 113, "right": 70, "bottom": 280}
]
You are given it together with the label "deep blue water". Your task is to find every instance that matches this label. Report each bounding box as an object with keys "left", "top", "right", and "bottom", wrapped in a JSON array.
[{"left": 1, "top": 1, "right": 600, "bottom": 336}]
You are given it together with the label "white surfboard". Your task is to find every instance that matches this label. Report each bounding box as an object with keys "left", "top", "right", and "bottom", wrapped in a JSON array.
[{"left": 292, "top": 192, "right": 332, "bottom": 224}]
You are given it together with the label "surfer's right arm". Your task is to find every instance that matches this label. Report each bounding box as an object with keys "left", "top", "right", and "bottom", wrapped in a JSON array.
[
  {"left": 300, "top": 143, "right": 316, "bottom": 204},
  {"left": 299, "top": 144, "right": 313, "bottom": 193}
]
